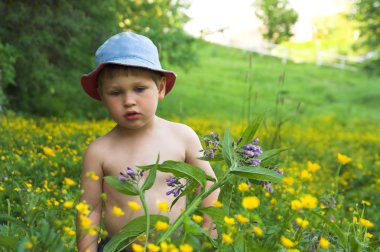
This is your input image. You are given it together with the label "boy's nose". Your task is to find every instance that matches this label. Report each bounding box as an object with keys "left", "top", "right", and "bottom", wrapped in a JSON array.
[{"left": 123, "top": 92, "right": 136, "bottom": 106}]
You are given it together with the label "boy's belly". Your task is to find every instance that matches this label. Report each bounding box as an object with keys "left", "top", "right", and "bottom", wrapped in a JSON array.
[{"left": 103, "top": 182, "right": 186, "bottom": 237}]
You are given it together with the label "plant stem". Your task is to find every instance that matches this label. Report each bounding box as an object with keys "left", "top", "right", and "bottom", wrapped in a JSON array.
[
  {"left": 139, "top": 191, "right": 150, "bottom": 252},
  {"left": 334, "top": 164, "right": 342, "bottom": 197},
  {"left": 157, "top": 174, "right": 230, "bottom": 244}
]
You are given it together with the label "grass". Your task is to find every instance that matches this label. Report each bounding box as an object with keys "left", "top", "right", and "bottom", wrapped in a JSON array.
[{"left": 158, "top": 39, "right": 380, "bottom": 123}]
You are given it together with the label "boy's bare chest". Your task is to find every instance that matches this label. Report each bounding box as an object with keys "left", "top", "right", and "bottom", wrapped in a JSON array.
[{"left": 102, "top": 137, "right": 186, "bottom": 177}]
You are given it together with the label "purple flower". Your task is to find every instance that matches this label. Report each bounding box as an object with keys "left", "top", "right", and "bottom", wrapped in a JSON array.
[
  {"left": 250, "top": 159, "right": 261, "bottom": 166},
  {"left": 264, "top": 182, "right": 274, "bottom": 193},
  {"left": 119, "top": 174, "right": 126, "bottom": 181},
  {"left": 202, "top": 132, "right": 219, "bottom": 158},
  {"left": 126, "top": 167, "right": 135, "bottom": 176},
  {"left": 253, "top": 138, "right": 259, "bottom": 143},
  {"left": 276, "top": 169, "right": 284, "bottom": 175},
  {"left": 166, "top": 177, "right": 179, "bottom": 187},
  {"left": 166, "top": 188, "right": 181, "bottom": 197}
]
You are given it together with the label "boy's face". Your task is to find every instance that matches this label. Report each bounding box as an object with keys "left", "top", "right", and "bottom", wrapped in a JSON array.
[{"left": 99, "top": 70, "right": 166, "bottom": 130}]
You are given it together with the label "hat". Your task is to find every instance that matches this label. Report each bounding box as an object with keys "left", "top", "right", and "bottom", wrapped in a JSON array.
[{"left": 81, "top": 32, "right": 177, "bottom": 100}]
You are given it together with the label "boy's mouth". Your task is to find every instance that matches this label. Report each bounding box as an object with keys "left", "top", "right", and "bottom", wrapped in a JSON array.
[{"left": 125, "top": 111, "right": 140, "bottom": 120}]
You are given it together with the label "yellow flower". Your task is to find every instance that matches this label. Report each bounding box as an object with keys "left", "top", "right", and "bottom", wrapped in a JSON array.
[
  {"left": 76, "top": 202, "right": 90, "bottom": 215},
  {"left": 300, "top": 170, "right": 312, "bottom": 180},
  {"left": 24, "top": 241, "right": 33, "bottom": 249},
  {"left": 307, "top": 161, "right": 320, "bottom": 172},
  {"left": 212, "top": 200, "right": 223, "bottom": 208},
  {"left": 87, "top": 228, "right": 97, "bottom": 236},
  {"left": 361, "top": 200, "right": 371, "bottom": 206},
  {"left": 295, "top": 218, "right": 309, "bottom": 228},
  {"left": 283, "top": 177, "right": 295, "bottom": 186},
  {"left": 253, "top": 226, "right": 263, "bottom": 237},
  {"left": 179, "top": 243, "right": 193, "bottom": 252},
  {"left": 157, "top": 200, "right": 169, "bottom": 212},
  {"left": 242, "top": 196, "right": 260, "bottom": 210},
  {"left": 287, "top": 249, "right": 300, "bottom": 252},
  {"left": 155, "top": 220, "right": 169, "bottom": 231},
  {"left": 224, "top": 216, "right": 235, "bottom": 225},
  {"left": 86, "top": 171, "right": 99, "bottom": 181},
  {"left": 359, "top": 218, "right": 375, "bottom": 228},
  {"left": 160, "top": 241, "right": 169, "bottom": 252},
  {"left": 112, "top": 206, "right": 125, "bottom": 217},
  {"left": 132, "top": 243, "right": 144, "bottom": 252},
  {"left": 43, "top": 146, "right": 55, "bottom": 156},
  {"left": 281, "top": 236, "right": 296, "bottom": 248},
  {"left": 128, "top": 201, "right": 141, "bottom": 211},
  {"left": 63, "top": 227, "right": 76, "bottom": 236},
  {"left": 64, "top": 177, "right": 76, "bottom": 186},
  {"left": 238, "top": 182, "right": 250, "bottom": 192},
  {"left": 236, "top": 214, "right": 249, "bottom": 224},
  {"left": 319, "top": 237, "right": 330, "bottom": 248},
  {"left": 80, "top": 215, "right": 92, "bottom": 228},
  {"left": 365, "top": 233, "right": 373, "bottom": 239},
  {"left": 63, "top": 201, "right": 74, "bottom": 208},
  {"left": 148, "top": 243, "right": 160, "bottom": 252},
  {"left": 337, "top": 153, "right": 352, "bottom": 165},
  {"left": 137, "top": 234, "right": 146, "bottom": 242},
  {"left": 0, "top": 186, "right": 4, "bottom": 192},
  {"left": 192, "top": 214, "right": 203, "bottom": 223},
  {"left": 222, "top": 233, "right": 234, "bottom": 244},
  {"left": 300, "top": 194, "right": 318, "bottom": 209}
]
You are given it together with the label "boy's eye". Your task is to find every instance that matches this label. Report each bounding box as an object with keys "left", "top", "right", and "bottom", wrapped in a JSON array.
[
  {"left": 109, "top": 90, "right": 121, "bottom": 96},
  {"left": 135, "top": 86, "right": 146, "bottom": 93}
]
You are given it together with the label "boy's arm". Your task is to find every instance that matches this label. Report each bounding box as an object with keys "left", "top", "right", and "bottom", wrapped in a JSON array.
[
  {"left": 77, "top": 142, "right": 104, "bottom": 252},
  {"left": 184, "top": 127, "right": 220, "bottom": 236}
]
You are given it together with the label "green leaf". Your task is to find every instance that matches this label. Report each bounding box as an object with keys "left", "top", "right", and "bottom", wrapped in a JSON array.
[
  {"left": 231, "top": 166, "right": 283, "bottom": 183},
  {"left": 0, "top": 236, "right": 17, "bottom": 251},
  {"left": 258, "top": 148, "right": 287, "bottom": 162},
  {"left": 198, "top": 206, "right": 227, "bottom": 228},
  {"left": 157, "top": 161, "right": 207, "bottom": 189},
  {"left": 183, "top": 215, "right": 203, "bottom": 235},
  {"left": 198, "top": 153, "right": 224, "bottom": 162},
  {"left": 104, "top": 176, "right": 139, "bottom": 196},
  {"left": 310, "top": 210, "right": 348, "bottom": 248},
  {"left": 218, "top": 183, "right": 233, "bottom": 215},
  {"left": 170, "top": 179, "right": 198, "bottom": 209},
  {"left": 104, "top": 215, "right": 169, "bottom": 252},
  {"left": 140, "top": 155, "right": 159, "bottom": 191},
  {"left": 221, "top": 127, "right": 234, "bottom": 166},
  {"left": 238, "top": 115, "right": 264, "bottom": 147},
  {"left": 0, "top": 214, "right": 30, "bottom": 236}
]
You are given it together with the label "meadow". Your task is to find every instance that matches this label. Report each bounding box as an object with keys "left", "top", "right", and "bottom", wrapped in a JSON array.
[{"left": 1, "top": 40, "right": 380, "bottom": 251}]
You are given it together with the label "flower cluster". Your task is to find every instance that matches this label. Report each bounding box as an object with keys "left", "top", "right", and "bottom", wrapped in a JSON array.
[
  {"left": 241, "top": 138, "right": 262, "bottom": 166},
  {"left": 202, "top": 132, "right": 219, "bottom": 158},
  {"left": 165, "top": 177, "right": 190, "bottom": 197},
  {"left": 119, "top": 166, "right": 144, "bottom": 183}
]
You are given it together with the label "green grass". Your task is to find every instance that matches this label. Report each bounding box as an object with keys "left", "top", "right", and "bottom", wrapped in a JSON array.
[{"left": 157, "top": 40, "right": 380, "bottom": 123}]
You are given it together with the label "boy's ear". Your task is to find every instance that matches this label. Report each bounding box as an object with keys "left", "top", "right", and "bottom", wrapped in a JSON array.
[{"left": 158, "top": 77, "right": 166, "bottom": 100}]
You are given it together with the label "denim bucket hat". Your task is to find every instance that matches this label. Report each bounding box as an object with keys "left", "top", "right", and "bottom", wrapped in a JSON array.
[{"left": 81, "top": 32, "right": 177, "bottom": 100}]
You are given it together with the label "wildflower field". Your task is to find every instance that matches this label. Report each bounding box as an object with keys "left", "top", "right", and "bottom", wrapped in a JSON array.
[{"left": 0, "top": 113, "right": 379, "bottom": 251}]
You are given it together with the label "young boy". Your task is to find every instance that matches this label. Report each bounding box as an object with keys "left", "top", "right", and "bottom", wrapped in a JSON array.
[{"left": 77, "top": 32, "right": 219, "bottom": 251}]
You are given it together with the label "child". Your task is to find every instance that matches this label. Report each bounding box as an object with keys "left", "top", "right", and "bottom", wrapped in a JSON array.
[{"left": 77, "top": 32, "right": 219, "bottom": 252}]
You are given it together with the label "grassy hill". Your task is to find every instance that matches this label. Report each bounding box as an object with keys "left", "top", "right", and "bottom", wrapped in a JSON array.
[{"left": 158, "top": 40, "right": 380, "bottom": 123}]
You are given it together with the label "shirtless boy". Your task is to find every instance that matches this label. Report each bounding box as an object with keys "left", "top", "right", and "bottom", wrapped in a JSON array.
[{"left": 77, "top": 32, "right": 219, "bottom": 251}]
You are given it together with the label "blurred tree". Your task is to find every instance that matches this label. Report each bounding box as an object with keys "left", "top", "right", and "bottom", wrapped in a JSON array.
[
  {"left": 0, "top": 42, "right": 17, "bottom": 109},
  {"left": 351, "top": 0, "right": 380, "bottom": 74},
  {"left": 0, "top": 0, "right": 195, "bottom": 117},
  {"left": 0, "top": 1, "right": 118, "bottom": 116},
  {"left": 115, "top": 0, "right": 196, "bottom": 69},
  {"left": 254, "top": 0, "right": 298, "bottom": 44}
]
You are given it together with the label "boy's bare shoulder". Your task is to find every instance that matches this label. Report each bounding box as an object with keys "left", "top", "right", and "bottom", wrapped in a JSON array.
[
  {"left": 84, "top": 130, "right": 115, "bottom": 156},
  {"left": 159, "top": 118, "right": 197, "bottom": 138}
]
